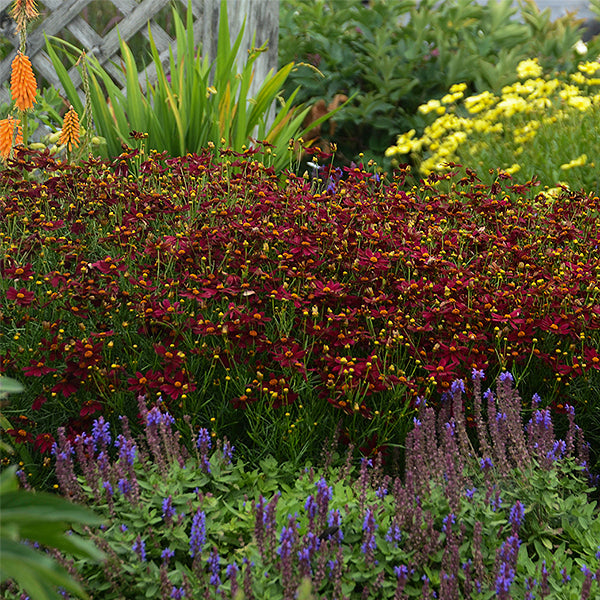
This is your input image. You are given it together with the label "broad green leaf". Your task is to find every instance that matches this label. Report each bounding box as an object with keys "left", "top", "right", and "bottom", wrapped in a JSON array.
[
  {"left": 1, "top": 538, "right": 89, "bottom": 600},
  {"left": 119, "top": 35, "right": 146, "bottom": 133},
  {"left": 0, "top": 377, "right": 24, "bottom": 395}
]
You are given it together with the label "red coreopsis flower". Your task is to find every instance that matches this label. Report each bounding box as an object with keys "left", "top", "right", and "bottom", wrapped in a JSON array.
[
  {"left": 52, "top": 375, "right": 79, "bottom": 397},
  {"left": 6, "top": 286, "right": 35, "bottom": 306},
  {"left": 538, "top": 315, "right": 572, "bottom": 336},
  {"left": 89, "top": 257, "right": 127, "bottom": 274},
  {"left": 160, "top": 369, "right": 196, "bottom": 400},
  {"left": 32, "top": 395, "right": 48, "bottom": 411},
  {"left": 312, "top": 279, "right": 347, "bottom": 298},
  {"left": 270, "top": 342, "right": 307, "bottom": 373},
  {"left": 154, "top": 344, "right": 185, "bottom": 367},
  {"left": 5, "top": 428, "right": 34, "bottom": 444},
  {"left": 23, "top": 360, "right": 57, "bottom": 377},
  {"left": 582, "top": 347, "right": 600, "bottom": 371},
  {"left": 34, "top": 432, "right": 55, "bottom": 454},
  {"left": 80, "top": 400, "right": 103, "bottom": 417},
  {"left": 127, "top": 370, "right": 161, "bottom": 394},
  {"left": 3, "top": 262, "right": 34, "bottom": 280}
]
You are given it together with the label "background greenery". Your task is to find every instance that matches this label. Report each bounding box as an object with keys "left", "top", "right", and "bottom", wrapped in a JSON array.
[{"left": 279, "top": 0, "right": 600, "bottom": 166}]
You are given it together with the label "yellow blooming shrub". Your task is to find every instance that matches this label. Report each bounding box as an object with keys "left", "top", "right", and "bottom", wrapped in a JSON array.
[{"left": 386, "top": 58, "right": 600, "bottom": 193}]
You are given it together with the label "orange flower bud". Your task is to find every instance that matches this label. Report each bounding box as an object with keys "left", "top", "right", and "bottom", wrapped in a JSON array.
[
  {"left": 59, "top": 105, "right": 81, "bottom": 151},
  {"left": 0, "top": 116, "right": 23, "bottom": 160},
  {"left": 10, "top": 51, "right": 37, "bottom": 111}
]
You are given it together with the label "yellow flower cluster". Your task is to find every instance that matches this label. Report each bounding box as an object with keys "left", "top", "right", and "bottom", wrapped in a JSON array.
[
  {"left": 386, "top": 58, "right": 600, "bottom": 179},
  {"left": 560, "top": 154, "right": 588, "bottom": 170},
  {"left": 516, "top": 58, "right": 543, "bottom": 80}
]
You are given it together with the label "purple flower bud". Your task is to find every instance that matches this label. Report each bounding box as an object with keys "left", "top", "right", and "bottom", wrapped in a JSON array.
[
  {"left": 547, "top": 439, "right": 566, "bottom": 462},
  {"left": 207, "top": 548, "right": 221, "bottom": 587},
  {"left": 117, "top": 478, "right": 131, "bottom": 496},
  {"left": 91, "top": 416, "right": 111, "bottom": 450},
  {"left": 534, "top": 409, "right": 552, "bottom": 429},
  {"left": 509, "top": 501, "right": 525, "bottom": 529},
  {"left": 442, "top": 513, "right": 456, "bottom": 534},
  {"left": 496, "top": 563, "right": 515, "bottom": 595},
  {"left": 162, "top": 495, "right": 176, "bottom": 521},
  {"left": 115, "top": 434, "right": 137, "bottom": 466},
  {"left": 146, "top": 406, "right": 175, "bottom": 427},
  {"left": 196, "top": 428, "right": 212, "bottom": 473},
  {"left": 471, "top": 368, "right": 485, "bottom": 380},
  {"left": 385, "top": 523, "right": 402, "bottom": 547},
  {"left": 161, "top": 547, "right": 175, "bottom": 563},
  {"left": 479, "top": 457, "right": 493, "bottom": 471},
  {"left": 102, "top": 480, "right": 113, "bottom": 497},
  {"left": 189, "top": 509, "right": 206, "bottom": 558},
  {"left": 222, "top": 439, "right": 234, "bottom": 464},
  {"left": 465, "top": 487, "right": 477, "bottom": 500},
  {"left": 394, "top": 565, "right": 408, "bottom": 579},
  {"left": 132, "top": 535, "right": 146, "bottom": 562},
  {"left": 304, "top": 494, "right": 317, "bottom": 520},
  {"left": 451, "top": 379, "right": 465, "bottom": 395},
  {"left": 170, "top": 586, "right": 185, "bottom": 599}
]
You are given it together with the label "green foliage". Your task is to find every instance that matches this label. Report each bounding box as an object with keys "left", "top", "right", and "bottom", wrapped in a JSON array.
[
  {"left": 45, "top": 0, "right": 343, "bottom": 171},
  {"left": 279, "top": 0, "right": 600, "bottom": 165},
  {"left": 0, "top": 376, "right": 23, "bottom": 455},
  {"left": 0, "top": 468, "right": 104, "bottom": 600},
  {"left": 0, "top": 466, "right": 105, "bottom": 600},
  {"left": 0, "top": 376, "right": 104, "bottom": 600}
]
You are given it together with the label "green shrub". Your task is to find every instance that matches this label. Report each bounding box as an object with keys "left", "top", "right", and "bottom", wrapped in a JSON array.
[
  {"left": 386, "top": 57, "right": 600, "bottom": 193},
  {"left": 279, "top": 0, "right": 600, "bottom": 166}
]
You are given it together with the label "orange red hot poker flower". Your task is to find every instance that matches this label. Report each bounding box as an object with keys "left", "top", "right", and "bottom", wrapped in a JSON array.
[
  {"left": 10, "top": 0, "right": 39, "bottom": 33},
  {"left": 10, "top": 51, "right": 37, "bottom": 111},
  {"left": 59, "top": 105, "right": 81, "bottom": 151},
  {"left": 0, "top": 116, "right": 23, "bottom": 159}
]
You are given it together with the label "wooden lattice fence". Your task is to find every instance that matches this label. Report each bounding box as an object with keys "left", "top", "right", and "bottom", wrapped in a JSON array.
[{"left": 0, "top": 0, "right": 279, "bottom": 108}]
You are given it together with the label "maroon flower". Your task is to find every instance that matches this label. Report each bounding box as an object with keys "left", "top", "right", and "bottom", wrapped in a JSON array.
[
  {"left": 34, "top": 432, "right": 55, "bottom": 454},
  {"left": 89, "top": 256, "right": 127, "bottom": 274},
  {"left": 5, "top": 428, "right": 34, "bottom": 444},
  {"left": 32, "top": 395, "right": 48, "bottom": 411},
  {"left": 80, "top": 400, "right": 103, "bottom": 417},
  {"left": 6, "top": 286, "right": 35, "bottom": 306},
  {"left": 23, "top": 360, "right": 57, "bottom": 377},
  {"left": 127, "top": 370, "right": 161, "bottom": 394},
  {"left": 3, "top": 262, "right": 34, "bottom": 280},
  {"left": 160, "top": 369, "right": 196, "bottom": 400}
]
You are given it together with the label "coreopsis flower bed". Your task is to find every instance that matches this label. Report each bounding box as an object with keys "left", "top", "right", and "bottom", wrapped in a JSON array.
[{"left": 1, "top": 148, "right": 600, "bottom": 469}]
